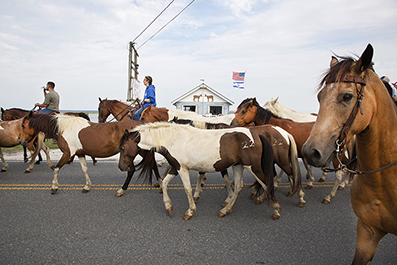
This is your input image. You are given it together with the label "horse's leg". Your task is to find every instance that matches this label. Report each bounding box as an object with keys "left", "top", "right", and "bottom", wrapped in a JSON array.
[
  {"left": 322, "top": 170, "right": 343, "bottom": 204},
  {"left": 193, "top": 172, "right": 206, "bottom": 202},
  {"left": 0, "top": 148, "right": 9, "bottom": 172},
  {"left": 217, "top": 164, "right": 244, "bottom": 217},
  {"left": 303, "top": 158, "right": 315, "bottom": 189},
  {"left": 274, "top": 169, "right": 284, "bottom": 190},
  {"left": 318, "top": 171, "right": 327, "bottom": 182},
  {"left": 51, "top": 148, "right": 72, "bottom": 194},
  {"left": 77, "top": 156, "right": 91, "bottom": 193},
  {"left": 40, "top": 142, "right": 55, "bottom": 170},
  {"left": 24, "top": 149, "right": 37, "bottom": 173},
  {"left": 115, "top": 167, "right": 135, "bottom": 197},
  {"left": 161, "top": 173, "right": 177, "bottom": 215},
  {"left": 178, "top": 168, "right": 196, "bottom": 220},
  {"left": 154, "top": 163, "right": 171, "bottom": 189},
  {"left": 352, "top": 220, "right": 386, "bottom": 265},
  {"left": 221, "top": 170, "right": 234, "bottom": 206},
  {"left": 245, "top": 166, "right": 281, "bottom": 220},
  {"left": 23, "top": 146, "right": 28, "bottom": 162}
]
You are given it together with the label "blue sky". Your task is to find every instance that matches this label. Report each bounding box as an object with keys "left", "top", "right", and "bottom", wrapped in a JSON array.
[{"left": 1, "top": 0, "right": 396, "bottom": 113}]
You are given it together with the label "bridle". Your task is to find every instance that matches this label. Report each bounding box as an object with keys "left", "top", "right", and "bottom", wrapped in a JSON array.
[
  {"left": 101, "top": 101, "right": 136, "bottom": 123},
  {"left": 324, "top": 74, "right": 397, "bottom": 174}
]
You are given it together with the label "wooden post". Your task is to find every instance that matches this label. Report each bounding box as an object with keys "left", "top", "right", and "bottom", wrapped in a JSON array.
[{"left": 127, "top": 42, "right": 139, "bottom": 101}]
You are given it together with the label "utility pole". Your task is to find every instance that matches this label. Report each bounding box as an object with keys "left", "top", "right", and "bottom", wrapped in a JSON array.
[{"left": 127, "top": 41, "right": 139, "bottom": 102}]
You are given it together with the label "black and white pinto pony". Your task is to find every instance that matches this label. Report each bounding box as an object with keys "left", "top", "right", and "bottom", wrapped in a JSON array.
[{"left": 118, "top": 122, "right": 281, "bottom": 220}]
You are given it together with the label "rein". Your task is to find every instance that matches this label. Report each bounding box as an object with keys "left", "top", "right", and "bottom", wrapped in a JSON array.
[
  {"left": 323, "top": 74, "right": 397, "bottom": 175},
  {"left": 105, "top": 102, "right": 135, "bottom": 122}
]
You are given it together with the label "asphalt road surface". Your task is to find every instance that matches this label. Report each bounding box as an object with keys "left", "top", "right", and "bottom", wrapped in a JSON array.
[{"left": 0, "top": 158, "right": 396, "bottom": 264}]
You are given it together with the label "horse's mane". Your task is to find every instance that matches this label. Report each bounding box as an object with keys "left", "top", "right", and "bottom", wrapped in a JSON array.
[
  {"left": 242, "top": 98, "right": 280, "bottom": 124},
  {"left": 105, "top": 99, "right": 130, "bottom": 108},
  {"left": 6, "top": 108, "right": 29, "bottom": 112},
  {"left": 133, "top": 122, "right": 194, "bottom": 150},
  {"left": 56, "top": 114, "right": 90, "bottom": 134},
  {"left": 23, "top": 113, "right": 59, "bottom": 138}
]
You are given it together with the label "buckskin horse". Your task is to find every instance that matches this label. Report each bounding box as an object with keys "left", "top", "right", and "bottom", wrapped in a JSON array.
[
  {"left": 20, "top": 112, "right": 159, "bottom": 195},
  {"left": 302, "top": 44, "right": 397, "bottom": 264},
  {"left": 118, "top": 122, "right": 280, "bottom": 220}
]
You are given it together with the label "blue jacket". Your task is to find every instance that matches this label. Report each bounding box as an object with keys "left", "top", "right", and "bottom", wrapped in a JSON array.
[{"left": 143, "top": 84, "right": 157, "bottom": 108}]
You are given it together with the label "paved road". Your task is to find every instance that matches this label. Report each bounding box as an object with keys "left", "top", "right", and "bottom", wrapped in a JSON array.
[{"left": 0, "top": 159, "right": 396, "bottom": 264}]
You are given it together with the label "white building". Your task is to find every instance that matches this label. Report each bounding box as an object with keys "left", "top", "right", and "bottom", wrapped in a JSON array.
[{"left": 171, "top": 82, "right": 234, "bottom": 116}]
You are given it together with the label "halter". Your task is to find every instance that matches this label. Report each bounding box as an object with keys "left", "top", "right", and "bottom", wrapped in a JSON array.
[
  {"left": 103, "top": 101, "right": 135, "bottom": 123},
  {"left": 324, "top": 74, "right": 397, "bottom": 175}
]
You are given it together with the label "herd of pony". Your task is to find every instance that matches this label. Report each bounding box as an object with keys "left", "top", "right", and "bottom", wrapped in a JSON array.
[{"left": 1, "top": 44, "right": 396, "bottom": 264}]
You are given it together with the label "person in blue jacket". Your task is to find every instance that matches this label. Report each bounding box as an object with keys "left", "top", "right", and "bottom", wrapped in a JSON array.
[{"left": 134, "top": 76, "right": 157, "bottom": 120}]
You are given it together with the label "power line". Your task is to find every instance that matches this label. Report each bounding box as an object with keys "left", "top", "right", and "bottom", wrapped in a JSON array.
[
  {"left": 131, "top": 0, "right": 175, "bottom": 43},
  {"left": 137, "top": 0, "right": 195, "bottom": 50}
]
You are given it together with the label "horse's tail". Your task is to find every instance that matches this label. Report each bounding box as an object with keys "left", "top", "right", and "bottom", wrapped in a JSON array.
[
  {"left": 136, "top": 149, "right": 160, "bottom": 185},
  {"left": 287, "top": 133, "right": 302, "bottom": 197},
  {"left": 259, "top": 134, "right": 275, "bottom": 200}
]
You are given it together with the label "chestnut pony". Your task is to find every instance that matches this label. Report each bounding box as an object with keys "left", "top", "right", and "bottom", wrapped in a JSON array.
[
  {"left": 98, "top": 98, "right": 140, "bottom": 123},
  {"left": 231, "top": 98, "right": 356, "bottom": 204},
  {"left": 302, "top": 44, "right": 397, "bottom": 264}
]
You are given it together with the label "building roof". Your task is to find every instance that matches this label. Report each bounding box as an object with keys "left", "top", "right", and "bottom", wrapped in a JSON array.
[{"left": 171, "top": 83, "right": 234, "bottom": 106}]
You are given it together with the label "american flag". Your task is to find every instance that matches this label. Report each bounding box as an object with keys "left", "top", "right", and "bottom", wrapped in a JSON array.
[{"left": 232, "top": 72, "right": 245, "bottom": 89}]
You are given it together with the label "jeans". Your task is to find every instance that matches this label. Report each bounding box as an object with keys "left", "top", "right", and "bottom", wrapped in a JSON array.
[
  {"left": 38, "top": 108, "right": 55, "bottom": 114},
  {"left": 134, "top": 107, "right": 143, "bottom": 121}
]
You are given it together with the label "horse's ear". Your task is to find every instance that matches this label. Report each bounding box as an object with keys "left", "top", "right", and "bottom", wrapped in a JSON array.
[
  {"left": 273, "top": 97, "right": 279, "bottom": 104},
  {"left": 99, "top": 97, "right": 102, "bottom": 102},
  {"left": 355, "top": 43, "right": 374, "bottom": 73},
  {"left": 29, "top": 110, "right": 34, "bottom": 118},
  {"left": 1, "top": 107, "right": 4, "bottom": 113},
  {"left": 330, "top": 56, "right": 339, "bottom": 68}
]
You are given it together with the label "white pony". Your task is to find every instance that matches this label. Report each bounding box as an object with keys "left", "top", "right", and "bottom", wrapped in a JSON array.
[{"left": 263, "top": 97, "right": 317, "bottom": 122}]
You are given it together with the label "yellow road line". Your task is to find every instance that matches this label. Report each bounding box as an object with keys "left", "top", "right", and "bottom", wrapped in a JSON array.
[{"left": 0, "top": 182, "right": 350, "bottom": 191}]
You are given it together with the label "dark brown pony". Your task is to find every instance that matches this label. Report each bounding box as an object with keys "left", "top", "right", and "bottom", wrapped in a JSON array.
[
  {"left": 20, "top": 112, "right": 159, "bottom": 195},
  {"left": 231, "top": 98, "right": 356, "bottom": 204},
  {"left": 98, "top": 98, "right": 140, "bottom": 123},
  {"left": 302, "top": 44, "right": 397, "bottom": 264}
]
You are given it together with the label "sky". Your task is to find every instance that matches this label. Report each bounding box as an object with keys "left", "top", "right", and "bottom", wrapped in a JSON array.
[{"left": 1, "top": 0, "right": 396, "bottom": 114}]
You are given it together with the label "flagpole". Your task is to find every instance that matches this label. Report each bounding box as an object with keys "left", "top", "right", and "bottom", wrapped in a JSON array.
[{"left": 244, "top": 71, "right": 247, "bottom": 98}]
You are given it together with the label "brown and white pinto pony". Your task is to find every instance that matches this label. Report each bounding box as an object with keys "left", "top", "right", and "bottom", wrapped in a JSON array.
[
  {"left": 170, "top": 117, "right": 305, "bottom": 207},
  {"left": 231, "top": 97, "right": 356, "bottom": 204},
  {"left": 302, "top": 44, "right": 397, "bottom": 264},
  {"left": 118, "top": 122, "right": 280, "bottom": 220},
  {"left": 20, "top": 112, "right": 159, "bottom": 195}
]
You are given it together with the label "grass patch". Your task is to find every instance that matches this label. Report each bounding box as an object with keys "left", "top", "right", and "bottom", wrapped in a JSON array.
[{"left": 2, "top": 140, "right": 59, "bottom": 151}]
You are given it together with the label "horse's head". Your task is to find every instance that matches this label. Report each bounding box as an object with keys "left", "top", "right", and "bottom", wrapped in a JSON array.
[
  {"left": 118, "top": 129, "right": 141, "bottom": 171},
  {"left": 303, "top": 44, "right": 378, "bottom": 167},
  {"left": 231, "top": 98, "right": 259, "bottom": 127},
  {"left": 20, "top": 111, "right": 38, "bottom": 147},
  {"left": 98, "top": 97, "right": 111, "bottom": 123}
]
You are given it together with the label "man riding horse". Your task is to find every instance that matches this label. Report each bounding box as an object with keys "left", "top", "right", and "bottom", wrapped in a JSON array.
[{"left": 35, "top": 81, "right": 60, "bottom": 114}]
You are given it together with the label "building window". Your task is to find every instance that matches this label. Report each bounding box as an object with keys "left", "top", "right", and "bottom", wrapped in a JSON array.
[
  {"left": 183, "top": 105, "right": 196, "bottom": 112},
  {"left": 209, "top": 106, "right": 222, "bottom": 115}
]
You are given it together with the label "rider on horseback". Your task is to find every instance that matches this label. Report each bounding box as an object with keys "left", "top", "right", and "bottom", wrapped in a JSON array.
[
  {"left": 132, "top": 76, "right": 156, "bottom": 121},
  {"left": 35, "top": 81, "right": 60, "bottom": 114}
]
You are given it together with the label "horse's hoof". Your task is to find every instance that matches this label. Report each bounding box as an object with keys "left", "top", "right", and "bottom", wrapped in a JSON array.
[
  {"left": 216, "top": 212, "right": 226, "bottom": 218},
  {"left": 182, "top": 215, "right": 192, "bottom": 220},
  {"left": 194, "top": 196, "right": 199, "bottom": 202},
  {"left": 93, "top": 160, "right": 97, "bottom": 165},
  {"left": 297, "top": 202, "right": 306, "bottom": 208},
  {"left": 305, "top": 185, "right": 313, "bottom": 189},
  {"left": 153, "top": 182, "right": 160, "bottom": 187},
  {"left": 166, "top": 206, "right": 173, "bottom": 215},
  {"left": 35, "top": 161, "right": 41, "bottom": 165},
  {"left": 24, "top": 170, "right": 31, "bottom": 173},
  {"left": 254, "top": 199, "right": 263, "bottom": 205},
  {"left": 271, "top": 214, "right": 280, "bottom": 220},
  {"left": 338, "top": 186, "right": 345, "bottom": 191},
  {"left": 82, "top": 189, "right": 90, "bottom": 193},
  {"left": 114, "top": 192, "right": 123, "bottom": 197},
  {"left": 51, "top": 189, "right": 58, "bottom": 194},
  {"left": 51, "top": 166, "right": 55, "bottom": 170},
  {"left": 1, "top": 169, "right": 6, "bottom": 172},
  {"left": 274, "top": 186, "right": 278, "bottom": 190},
  {"left": 159, "top": 188, "right": 163, "bottom": 194},
  {"left": 321, "top": 198, "right": 331, "bottom": 205},
  {"left": 318, "top": 178, "right": 325, "bottom": 182}
]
